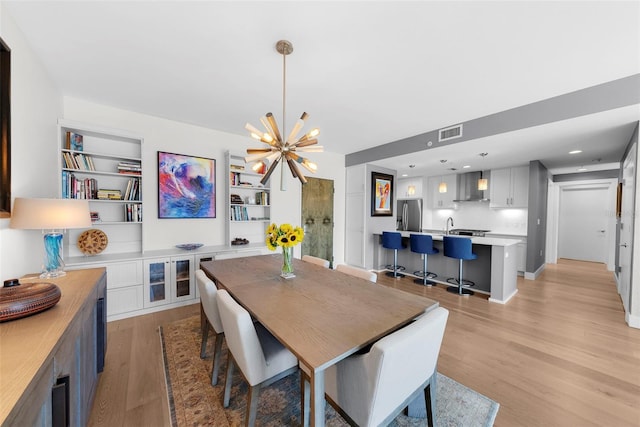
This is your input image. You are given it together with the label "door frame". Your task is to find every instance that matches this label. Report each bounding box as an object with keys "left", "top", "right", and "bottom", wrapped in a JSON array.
[{"left": 546, "top": 178, "right": 617, "bottom": 271}]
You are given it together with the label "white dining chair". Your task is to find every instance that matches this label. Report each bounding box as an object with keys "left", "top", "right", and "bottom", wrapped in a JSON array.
[
  {"left": 336, "top": 264, "right": 377, "bottom": 283},
  {"left": 216, "top": 289, "right": 299, "bottom": 427},
  {"left": 301, "top": 254, "right": 330, "bottom": 268},
  {"left": 195, "top": 269, "right": 226, "bottom": 386},
  {"left": 303, "top": 306, "right": 449, "bottom": 427}
]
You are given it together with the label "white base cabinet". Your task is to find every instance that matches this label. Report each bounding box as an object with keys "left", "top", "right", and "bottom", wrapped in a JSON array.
[{"left": 143, "top": 255, "right": 195, "bottom": 308}]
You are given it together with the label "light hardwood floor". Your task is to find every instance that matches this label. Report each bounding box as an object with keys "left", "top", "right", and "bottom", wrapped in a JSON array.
[{"left": 88, "top": 259, "right": 640, "bottom": 427}]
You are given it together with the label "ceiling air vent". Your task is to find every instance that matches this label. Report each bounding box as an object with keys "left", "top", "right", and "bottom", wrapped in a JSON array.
[{"left": 439, "top": 124, "right": 463, "bottom": 142}]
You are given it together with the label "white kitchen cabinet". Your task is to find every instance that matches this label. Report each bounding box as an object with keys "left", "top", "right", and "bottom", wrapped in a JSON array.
[
  {"left": 66, "top": 260, "right": 144, "bottom": 319},
  {"left": 428, "top": 174, "right": 457, "bottom": 209},
  {"left": 489, "top": 166, "right": 529, "bottom": 208},
  {"left": 397, "top": 177, "right": 423, "bottom": 199},
  {"left": 143, "top": 255, "right": 195, "bottom": 308}
]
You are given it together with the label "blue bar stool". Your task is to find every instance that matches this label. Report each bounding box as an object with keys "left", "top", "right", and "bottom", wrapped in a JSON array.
[
  {"left": 443, "top": 236, "right": 477, "bottom": 296},
  {"left": 409, "top": 234, "right": 439, "bottom": 286},
  {"left": 382, "top": 231, "right": 406, "bottom": 278}
]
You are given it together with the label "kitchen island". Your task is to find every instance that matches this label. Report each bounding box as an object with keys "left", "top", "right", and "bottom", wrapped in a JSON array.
[{"left": 373, "top": 232, "right": 520, "bottom": 303}]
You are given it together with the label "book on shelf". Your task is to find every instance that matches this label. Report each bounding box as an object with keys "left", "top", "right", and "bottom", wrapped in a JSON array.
[
  {"left": 97, "top": 189, "right": 122, "bottom": 200},
  {"left": 117, "top": 161, "right": 142, "bottom": 175},
  {"left": 61, "top": 172, "right": 97, "bottom": 199},
  {"left": 90, "top": 211, "right": 101, "bottom": 222},
  {"left": 66, "top": 132, "right": 84, "bottom": 151},
  {"left": 229, "top": 164, "right": 245, "bottom": 171},
  {"left": 123, "top": 178, "right": 140, "bottom": 201},
  {"left": 124, "top": 203, "right": 142, "bottom": 222},
  {"left": 62, "top": 152, "right": 95, "bottom": 171}
]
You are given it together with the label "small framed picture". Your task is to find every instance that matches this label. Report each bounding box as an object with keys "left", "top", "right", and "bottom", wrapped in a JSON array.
[{"left": 371, "top": 172, "right": 394, "bottom": 216}]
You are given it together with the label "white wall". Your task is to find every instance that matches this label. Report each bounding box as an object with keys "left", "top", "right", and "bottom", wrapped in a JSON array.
[
  {"left": 62, "top": 97, "right": 346, "bottom": 263},
  {"left": 0, "top": 5, "right": 63, "bottom": 280}
]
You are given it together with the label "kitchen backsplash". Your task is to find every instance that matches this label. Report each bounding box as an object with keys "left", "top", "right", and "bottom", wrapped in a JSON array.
[{"left": 425, "top": 202, "right": 528, "bottom": 236}]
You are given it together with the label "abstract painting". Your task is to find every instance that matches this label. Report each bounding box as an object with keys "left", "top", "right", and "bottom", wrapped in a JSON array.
[{"left": 158, "top": 151, "right": 216, "bottom": 218}]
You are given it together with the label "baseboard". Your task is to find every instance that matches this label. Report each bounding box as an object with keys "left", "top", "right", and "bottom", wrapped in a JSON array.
[
  {"left": 107, "top": 298, "right": 199, "bottom": 322},
  {"left": 524, "top": 263, "right": 545, "bottom": 280},
  {"left": 627, "top": 312, "right": 640, "bottom": 329},
  {"left": 489, "top": 289, "right": 518, "bottom": 304}
]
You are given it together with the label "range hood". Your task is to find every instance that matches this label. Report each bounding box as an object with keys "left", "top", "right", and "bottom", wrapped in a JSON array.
[{"left": 453, "top": 171, "right": 490, "bottom": 202}]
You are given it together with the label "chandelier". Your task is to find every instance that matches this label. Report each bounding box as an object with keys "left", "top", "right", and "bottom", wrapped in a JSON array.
[{"left": 244, "top": 40, "right": 322, "bottom": 187}]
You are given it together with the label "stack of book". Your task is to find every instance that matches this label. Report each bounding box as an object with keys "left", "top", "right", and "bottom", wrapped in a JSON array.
[
  {"left": 97, "top": 189, "right": 122, "bottom": 200},
  {"left": 118, "top": 161, "right": 141, "bottom": 175},
  {"left": 230, "top": 205, "right": 249, "bottom": 221}
]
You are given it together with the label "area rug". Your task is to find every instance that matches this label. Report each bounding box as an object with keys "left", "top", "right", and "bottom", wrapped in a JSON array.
[{"left": 160, "top": 316, "right": 499, "bottom": 427}]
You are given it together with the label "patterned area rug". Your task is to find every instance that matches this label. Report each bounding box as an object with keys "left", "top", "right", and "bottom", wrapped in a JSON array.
[{"left": 160, "top": 316, "right": 499, "bottom": 427}]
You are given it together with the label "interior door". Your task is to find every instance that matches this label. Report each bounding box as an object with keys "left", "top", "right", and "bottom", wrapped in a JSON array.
[
  {"left": 558, "top": 186, "right": 609, "bottom": 263},
  {"left": 301, "top": 177, "right": 334, "bottom": 266},
  {"left": 619, "top": 143, "right": 636, "bottom": 311}
]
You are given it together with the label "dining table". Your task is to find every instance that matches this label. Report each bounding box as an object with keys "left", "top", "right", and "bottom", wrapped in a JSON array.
[{"left": 200, "top": 254, "right": 439, "bottom": 427}]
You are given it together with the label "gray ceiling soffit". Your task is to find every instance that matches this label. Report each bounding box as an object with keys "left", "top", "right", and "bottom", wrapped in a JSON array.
[{"left": 346, "top": 74, "right": 640, "bottom": 167}]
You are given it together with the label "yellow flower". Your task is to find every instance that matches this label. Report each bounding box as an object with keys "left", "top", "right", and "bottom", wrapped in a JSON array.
[{"left": 265, "top": 223, "right": 305, "bottom": 249}]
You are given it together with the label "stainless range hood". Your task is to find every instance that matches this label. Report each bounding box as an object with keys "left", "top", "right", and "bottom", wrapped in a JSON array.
[{"left": 453, "top": 171, "right": 490, "bottom": 202}]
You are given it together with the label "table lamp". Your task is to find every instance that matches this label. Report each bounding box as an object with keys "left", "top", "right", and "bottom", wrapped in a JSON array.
[{"left": 9, "top": 198, "right": 91, "bottom": 278}]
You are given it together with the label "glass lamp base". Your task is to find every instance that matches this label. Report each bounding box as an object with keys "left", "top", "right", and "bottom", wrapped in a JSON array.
[{"left": 42, "top": 231, "right": 66, "bottom": 279}]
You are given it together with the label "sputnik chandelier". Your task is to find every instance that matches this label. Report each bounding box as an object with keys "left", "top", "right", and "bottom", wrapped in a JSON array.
[{"left": 244, "top": 40, "right": 322, "bottom": 187}]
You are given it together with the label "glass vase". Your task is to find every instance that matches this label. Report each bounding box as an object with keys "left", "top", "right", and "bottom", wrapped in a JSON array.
[{"left": 281, "top": 246, "right": 295, "bottom": 278}]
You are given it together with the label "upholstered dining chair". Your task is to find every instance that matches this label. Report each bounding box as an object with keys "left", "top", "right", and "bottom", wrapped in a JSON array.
[
  {"left": 304, "top": 306, "right": 449, "bottom": 427},
  {"left": 336, "top": 263, "right": 377, "bottom": 283},
  {"left": 195, "top": 269, "right": 225, "bottom": 386},
  {"left": 301, "top": 254, "right": 330, "bottom": 268},
  {"left": 216, "top": 289, "right": 299, "bottom": 427}
]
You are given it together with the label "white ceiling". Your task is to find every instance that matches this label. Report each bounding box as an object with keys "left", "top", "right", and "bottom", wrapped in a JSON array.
[{"left": 4, "top": 1, "right": 639, "bottom": 176}]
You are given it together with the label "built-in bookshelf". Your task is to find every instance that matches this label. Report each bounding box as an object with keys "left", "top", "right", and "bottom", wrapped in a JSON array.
[
  {"left": 226, "top": 151, "right": 271, "bottom": 246},
  {"left": 57, "top": 119, "right": 144, "bottom": 258}
]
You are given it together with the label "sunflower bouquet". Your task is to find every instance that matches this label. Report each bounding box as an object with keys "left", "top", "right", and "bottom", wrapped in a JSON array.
[
  {"left": 266, "top": 223, "right": 304, "bottom": 277},
  {"left": 265, "top": 223, "right": 304, "bottom": 250}
]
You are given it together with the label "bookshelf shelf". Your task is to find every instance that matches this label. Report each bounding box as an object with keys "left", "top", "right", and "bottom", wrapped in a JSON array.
[
  {"left": 58, "top": 119, "right": 144, "bottom": 257},
  {"left": 226, "top": 151, "right": 271, "bottom": 246}
]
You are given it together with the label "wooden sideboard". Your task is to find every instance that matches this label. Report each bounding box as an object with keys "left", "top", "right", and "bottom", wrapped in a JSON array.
[{"left": 0, "top": 268, "right": 107, "bottom": 427}]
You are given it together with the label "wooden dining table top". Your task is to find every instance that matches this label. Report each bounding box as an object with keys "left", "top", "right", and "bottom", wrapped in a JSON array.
[{"left": 200, "top": 254, "right": 439, "bottom": 371}]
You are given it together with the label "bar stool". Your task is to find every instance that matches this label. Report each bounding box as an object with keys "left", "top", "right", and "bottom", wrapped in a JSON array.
[
  {"left": 382, "top": 231, "right": 405, "bottom": 278},
  {"left": 409, "top": 234, "right": 439, "bottom": 286},
  {"left": 443, "top": 236, "right": 476, "bottom": 296}
]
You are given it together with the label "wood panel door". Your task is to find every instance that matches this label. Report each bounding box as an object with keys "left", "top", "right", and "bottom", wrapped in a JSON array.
[{"left": 301, "top": 177, "right": 334, "bottom": 267}]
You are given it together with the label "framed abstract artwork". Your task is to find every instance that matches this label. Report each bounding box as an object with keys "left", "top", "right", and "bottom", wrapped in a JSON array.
[
  {"left": 158, "top": 151, "right": 216, "bottom": 218},
  {"left": 371, "top": 172, "right": 394, "bottom": 216}
]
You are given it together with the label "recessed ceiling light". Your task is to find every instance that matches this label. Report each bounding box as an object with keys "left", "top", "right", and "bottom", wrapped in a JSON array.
[
  {"left": 569, "top": 150, "right": 582, "bottom": 154},
  {"left": 401, "top": 173, "right": 408, "bottom": 177},
  {"left": 463, "top": 165, "right": 470, "bottom": 169},
  {"left": 577, "top": 167, "right": 587, "bottom": 172}
]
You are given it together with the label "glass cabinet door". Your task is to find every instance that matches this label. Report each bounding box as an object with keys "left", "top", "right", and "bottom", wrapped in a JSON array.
[
  {"left": 171, "top": 256, "right": 194, "bottom": 302},
  {"left": 143, "top": 258, "right": 170, "bottom": 308}
]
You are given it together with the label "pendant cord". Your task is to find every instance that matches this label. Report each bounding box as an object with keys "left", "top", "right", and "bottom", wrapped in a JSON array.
[{"left": 282, "top": 50, "right": 286, "bottom": 142}]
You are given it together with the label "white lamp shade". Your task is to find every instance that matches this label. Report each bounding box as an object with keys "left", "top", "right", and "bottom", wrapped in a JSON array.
[{"left": 9, "top": 198, "right": 91, "bottom": 230}]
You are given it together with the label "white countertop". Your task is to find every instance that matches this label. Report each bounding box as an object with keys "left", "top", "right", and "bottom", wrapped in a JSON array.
[{"left": 377, "top": 231, "right": 522, "bottom": 247}]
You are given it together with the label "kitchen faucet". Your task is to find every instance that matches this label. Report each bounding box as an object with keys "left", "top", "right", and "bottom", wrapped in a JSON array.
[{"left": 446, "top": 217, "right": 454, "bottom": 235}]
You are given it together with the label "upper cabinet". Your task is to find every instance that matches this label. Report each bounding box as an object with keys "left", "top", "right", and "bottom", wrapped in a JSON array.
[
  {"left": 58, "top": 119, "right": 143, "bottom": 258},
  {"left": 489, "top": 166, "right": 529, "bottom": 208},
  {"left": 397, "top": 177, "right": 423, "bottom": 199},
  {"left": 427, "top": 174, "right": 457, "bottom": 209}
]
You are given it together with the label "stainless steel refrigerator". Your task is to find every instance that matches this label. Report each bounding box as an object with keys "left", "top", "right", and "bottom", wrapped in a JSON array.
[{"left": 397, "top": 199, "right": 422, "bottom": 232}]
